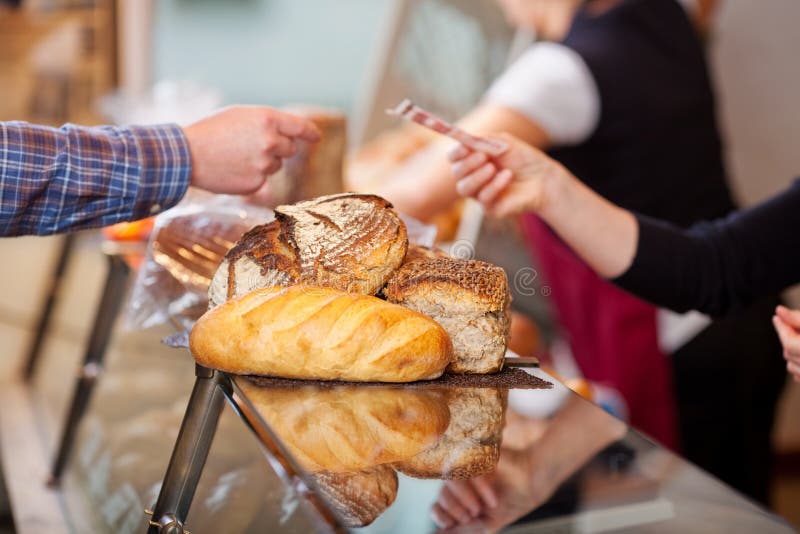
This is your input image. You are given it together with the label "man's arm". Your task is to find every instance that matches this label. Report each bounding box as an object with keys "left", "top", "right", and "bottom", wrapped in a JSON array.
[
  {"left": 0, "top": 122, "right": 191, "bottom": 236},
  {"left": 0, "top": 106, "right": 320, "bottom": 237}
]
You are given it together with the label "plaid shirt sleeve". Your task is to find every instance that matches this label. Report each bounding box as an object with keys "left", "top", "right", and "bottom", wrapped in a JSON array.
[{"left": 0, "top": 121, "right": 191, "bottom": 236}]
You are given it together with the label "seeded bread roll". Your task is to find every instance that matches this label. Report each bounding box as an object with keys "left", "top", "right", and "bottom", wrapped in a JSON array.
[
  {"left": 192, "top": 286, "right": 453, "bottom": 382},
  {"left": 208, "top": 193, "right": 408, "bottom": 307},
  {"left": 394, "top": 388, "right": 508, "bottom": 479},
  {"left": 403, "top": 244, "right": 450, "bottom": 263},
  {"left": 238, "top": 382, "right": 450, "bottom": 472},
  {"left": 384, "top": 257, "right": 511, "bottom": 374}
]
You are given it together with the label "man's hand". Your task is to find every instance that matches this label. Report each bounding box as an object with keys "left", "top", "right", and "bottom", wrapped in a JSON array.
[
  {"left": 183, "top": 106, "right": 320, "bottom": 195},
  {"left": 773, "top": 305, "right": 800, "bottom": 382}
]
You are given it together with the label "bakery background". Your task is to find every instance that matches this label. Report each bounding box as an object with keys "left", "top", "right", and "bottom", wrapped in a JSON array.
[{"left": 0, "top": 0, "right": 799, "bottom": 532}]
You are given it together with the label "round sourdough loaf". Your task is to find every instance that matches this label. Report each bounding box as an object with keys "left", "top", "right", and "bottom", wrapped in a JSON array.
[{"left": 208, "top": 193, "right": 408, "bottom": 307}]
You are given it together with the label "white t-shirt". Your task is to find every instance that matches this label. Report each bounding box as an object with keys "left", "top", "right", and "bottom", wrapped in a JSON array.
[
  {"left": 484, "top": 41, "right": 600, "bottom": 146},
  {"left": 485, "top": 0, "right": 698, "bottom": 146}
]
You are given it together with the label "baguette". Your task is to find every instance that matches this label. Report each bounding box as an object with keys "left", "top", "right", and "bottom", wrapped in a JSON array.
[{"left": 191, "top": 286, "right": 453, "bottom": 382}]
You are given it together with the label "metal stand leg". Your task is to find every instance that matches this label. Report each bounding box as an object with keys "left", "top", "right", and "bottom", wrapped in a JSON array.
[
  {"left": 48, "top": 255, "right": 130, "bottom": 486},
  {"left": 23, "top": 233, "right": 75, "bottom": 381},
  {"left": 147, "top": 365, "right": 230, "bottom": 534}
]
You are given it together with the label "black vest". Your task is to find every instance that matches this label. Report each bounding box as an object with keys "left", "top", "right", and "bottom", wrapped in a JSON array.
[{"left": 548, "top": 0, "right": 735, "bottom": 226}]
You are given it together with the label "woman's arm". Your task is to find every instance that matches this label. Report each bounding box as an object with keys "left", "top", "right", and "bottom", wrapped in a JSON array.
[
  {"left": 615, "top": 182, "right": 800, "bottom": 315},
  {"left": 449, "top": 133, "right": 800, "bottom": 316},
  {"left": 377, "top": 41, "right": 598, "bottom": 221},
  {"left": 377, "top": 104, "right": 551, "bottom": 221}
]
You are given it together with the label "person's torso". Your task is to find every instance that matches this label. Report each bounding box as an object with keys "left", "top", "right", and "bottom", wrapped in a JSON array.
[{"left": 548, "top": 0, "right": 736, "bottom": 225}]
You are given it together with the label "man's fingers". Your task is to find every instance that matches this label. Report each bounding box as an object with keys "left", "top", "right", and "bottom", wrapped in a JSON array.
[
  {"left": 776, "top": 305, "right": 800, "bottom": 328},
  {"left": 452, "top": 151, "right": 488, "bottom": 180},
  {"left": 456, "top": 162, "right": 497, "bottom": 197},
  {"left": 477, "top": 168, "right": 514, "bottom": 206},
  {"left": 443, "top": 481, "right": 483, "bottom": 518},
  {"left": 268, "top": 135, "right": 297, "bottom": 159},
  {"left": 263, "top": 157, "right": 283, "bottom": 177},
  {"left": 275, "top": 114, "right": 321, "bottom": 142}
]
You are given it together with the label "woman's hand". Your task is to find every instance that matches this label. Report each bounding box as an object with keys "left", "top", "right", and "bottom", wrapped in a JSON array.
[
  {"left": 448, "top": 132, "right": 566, "bottom": 217},
  {"left": 430, "top": 449, "right": 546, "bottom": 531},
  {"left": 183, "top": 106, "right": 320, "bottom": 196},
  {"left": 773, "top": 305, "right": 800, "bottom": 382}
]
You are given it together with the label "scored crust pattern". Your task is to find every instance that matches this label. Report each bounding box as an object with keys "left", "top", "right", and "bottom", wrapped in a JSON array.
[{"left": 208, "top": 193, "right": 408, "bottom": 307}]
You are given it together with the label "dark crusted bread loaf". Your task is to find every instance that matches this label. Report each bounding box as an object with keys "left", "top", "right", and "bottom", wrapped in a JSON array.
[
  {"left": 312, "top": 467, "right": 398, "bottom": 528},
  {"left": 384, "top": 257, "right": 511, "bottom": 374},
  {"left": 394, "top": 388, "right": 507, "bottom": 479},
  {"left": 208, "top": 193, "right": 408, "bottom": 307},
  {"left": 208, "top": 220, "right": 298, "bottom": 307},
  {"left": 403, "top": 244, "right": 450, "bottom": 263}
]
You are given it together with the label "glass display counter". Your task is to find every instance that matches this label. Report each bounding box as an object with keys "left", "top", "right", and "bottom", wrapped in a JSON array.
[{"left": 2, "top": 269, "right": 794, "bottom": 533}]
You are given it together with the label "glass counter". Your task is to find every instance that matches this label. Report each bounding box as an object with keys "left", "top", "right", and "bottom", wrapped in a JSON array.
[{"left": 226, "top": 370, "right": 794, "bottom": 533}]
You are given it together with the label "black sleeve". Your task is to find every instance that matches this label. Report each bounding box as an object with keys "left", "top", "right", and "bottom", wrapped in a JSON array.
[{"left": 613, "top": 179, "right": 800, "bottom": 317}]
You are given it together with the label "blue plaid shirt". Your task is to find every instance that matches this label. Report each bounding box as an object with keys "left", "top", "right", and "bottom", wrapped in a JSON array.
[{"left": 0, "top": 121, "right": 191, "bottom": 236}]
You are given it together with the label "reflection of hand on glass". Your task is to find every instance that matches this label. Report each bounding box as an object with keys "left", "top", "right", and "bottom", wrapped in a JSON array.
[{"left": 431, "top": 396, "right": 627, "bottom": 531}]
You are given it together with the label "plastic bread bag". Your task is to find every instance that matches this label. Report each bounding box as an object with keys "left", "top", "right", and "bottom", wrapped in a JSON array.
[
  {"left": 124, "top": 189, "right": 438, "bottom": 331},
  {"left": 124, "top": 189, "right": 273, "bottom": 330}
]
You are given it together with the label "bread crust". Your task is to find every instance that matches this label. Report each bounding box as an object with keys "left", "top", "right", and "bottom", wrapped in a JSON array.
[
  {"left": 208, "top": 193, "right": 408, "bottom": 307},
  {"left": 192, "top": 286, "right": 453, "bottom": 382},
  {"left": 403, "top": 244, "right": 450, "bottom": 263},
  {"left": 385, "top": 257, "right": 508, "bottom": 311},
  {"left": 312, "top": 467, "right": 398, "bottom": 528},
  {"left": 276, "top": 193, "right": 408, "bottom": 294},
  {"left": 385, "top": 257, "right": 511, "bottom": 374},
  {"left": 394, "top": 388, "right": 507, "bottom": 479}
]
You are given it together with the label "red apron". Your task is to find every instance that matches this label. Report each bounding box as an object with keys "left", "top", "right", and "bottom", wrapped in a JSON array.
[{"left": 522, "top": 215, "right": 678, "bottom": 449}]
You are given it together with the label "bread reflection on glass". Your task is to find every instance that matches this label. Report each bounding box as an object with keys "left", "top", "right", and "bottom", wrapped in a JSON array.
[
  {"left": 241, "top": 384, "right": 451, "bottom": 472},
  {"left": 311, "top": 466, "right": 399, "bottom": 528},
  {"left": 395, "top": 388, "right": 508, "bottom": 479},
  {"left": 241, "top": 382, "right": 510, "bottom": 527}
]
